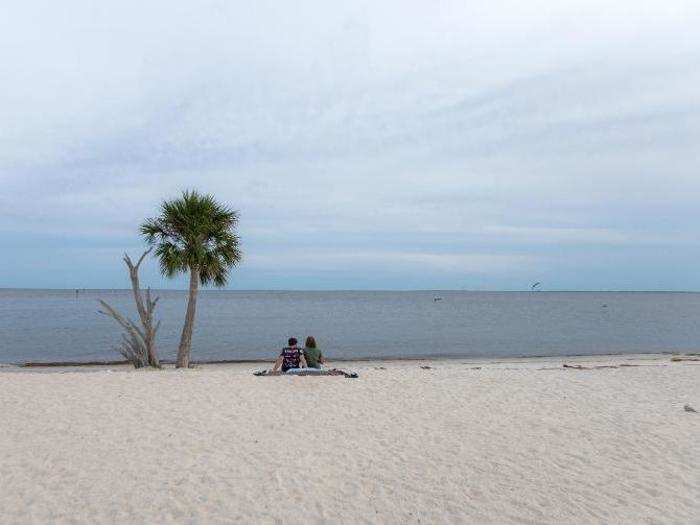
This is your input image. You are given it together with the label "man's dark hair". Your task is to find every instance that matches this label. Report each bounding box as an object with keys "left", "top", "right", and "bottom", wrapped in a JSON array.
[{"left": 288, "top": 337, "right": 298, "bottom": 346}]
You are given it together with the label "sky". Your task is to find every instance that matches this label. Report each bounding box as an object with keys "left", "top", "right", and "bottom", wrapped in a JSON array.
[{"left": 1, "top": 0, "right": 699, "bottom": 290}]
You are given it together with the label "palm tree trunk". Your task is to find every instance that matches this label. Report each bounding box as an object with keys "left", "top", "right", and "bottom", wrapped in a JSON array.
[{"left": 176, "top": 267, "right": 199, "bottom": 368}]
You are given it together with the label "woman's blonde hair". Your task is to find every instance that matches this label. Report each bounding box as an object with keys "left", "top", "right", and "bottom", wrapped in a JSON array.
[{"left": 305, "top": 336, "right": 317, "bottom": 349}]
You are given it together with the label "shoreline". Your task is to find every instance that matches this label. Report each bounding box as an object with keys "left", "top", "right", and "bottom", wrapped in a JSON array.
[
  {"left": 4, "top": 351, "right": 697, "bottom": 372},
  {"left": 4, "top": 287, "right": 700, "bottom": 293}
]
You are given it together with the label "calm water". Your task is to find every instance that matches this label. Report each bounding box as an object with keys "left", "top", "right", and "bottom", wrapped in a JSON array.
[{"left": 0, "top": 289, "right": 698, "bottom": 364}]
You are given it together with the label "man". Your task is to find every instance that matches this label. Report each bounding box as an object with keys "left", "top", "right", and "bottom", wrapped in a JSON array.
[{"left": 272, "top": 337, "right": 307, "bottom": 372}]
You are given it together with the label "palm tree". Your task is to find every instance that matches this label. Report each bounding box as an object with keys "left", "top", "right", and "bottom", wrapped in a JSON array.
[{"left": 141, "top": 190, "right": 242, "bottom": 368}]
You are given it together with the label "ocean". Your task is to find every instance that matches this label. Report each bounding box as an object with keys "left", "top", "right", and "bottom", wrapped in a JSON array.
[{"left": 1, "top": 289, "right": 698, "bottom": 364}]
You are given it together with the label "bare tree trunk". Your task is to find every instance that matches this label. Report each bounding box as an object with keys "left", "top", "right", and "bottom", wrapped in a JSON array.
[
  {"left": 123, "top": 249, "right": 160, "bottom": 368},
  {"left": 176, "top": 267, "right": 199, "bottom": 368},
  {"left": 99, "top": 249, "right": 161, "bottom": 369}
]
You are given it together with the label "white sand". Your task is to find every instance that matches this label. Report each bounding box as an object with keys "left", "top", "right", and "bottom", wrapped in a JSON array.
[{"left": 1, "top": 355, "right": 698, "bottom": 524}]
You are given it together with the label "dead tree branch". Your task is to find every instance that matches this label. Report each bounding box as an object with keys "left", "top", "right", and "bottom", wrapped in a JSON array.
[{"left": 99, "top": 249, "right": 161, "bottom": 368}]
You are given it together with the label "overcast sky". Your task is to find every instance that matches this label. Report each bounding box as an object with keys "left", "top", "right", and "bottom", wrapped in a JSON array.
[{"left": 1, "top": 1, "right": 699, "bottom": 290}]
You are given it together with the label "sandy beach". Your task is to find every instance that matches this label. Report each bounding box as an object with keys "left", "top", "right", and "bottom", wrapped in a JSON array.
[{"left": 2, "top": 354, "right": 698, "bottom": 524}]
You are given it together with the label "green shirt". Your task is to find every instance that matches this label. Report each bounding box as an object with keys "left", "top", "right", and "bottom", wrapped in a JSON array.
[{"left": 304, "top": 347, "right": 323, "bottom": 368}]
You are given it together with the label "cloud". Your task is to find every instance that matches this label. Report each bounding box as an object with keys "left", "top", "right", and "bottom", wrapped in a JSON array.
[
  {"left": 0, "top": 0, "right": 699, "bottom": 289},
  {"left": 248, "top": 250, "right": 539, "bottom": 273}
]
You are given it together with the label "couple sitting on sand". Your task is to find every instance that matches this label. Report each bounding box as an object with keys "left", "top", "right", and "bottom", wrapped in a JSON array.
[{"left": 272, "top": 336, "right": 326, "bottom": 373}]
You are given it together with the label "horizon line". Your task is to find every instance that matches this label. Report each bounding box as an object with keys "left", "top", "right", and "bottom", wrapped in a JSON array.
[{"left": 1, "top": 287, "right": 698, "bottom": 294}]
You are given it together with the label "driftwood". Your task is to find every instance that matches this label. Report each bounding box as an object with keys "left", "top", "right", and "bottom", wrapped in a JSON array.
[
  {"left": 563, "top": 363, "right": 619, "bottom": 370},
  {"left": 98, "top": 249, "right": 161, "bottom": 368}
]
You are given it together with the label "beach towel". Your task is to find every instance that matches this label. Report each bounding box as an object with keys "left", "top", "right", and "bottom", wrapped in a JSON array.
[{"left": 254, "top": 368, "right": 358, "bottom": 379}]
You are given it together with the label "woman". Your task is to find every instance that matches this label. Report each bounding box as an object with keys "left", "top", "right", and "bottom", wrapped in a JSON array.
[{"left": 303, "top": 336, "right": 325, "bottom": 369}]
